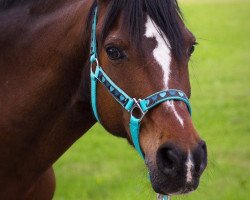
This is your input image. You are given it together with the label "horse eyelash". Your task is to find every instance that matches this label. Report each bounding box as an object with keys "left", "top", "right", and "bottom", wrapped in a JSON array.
[{"left": 194, "top": 42, "right": 199, "bottom": 46}]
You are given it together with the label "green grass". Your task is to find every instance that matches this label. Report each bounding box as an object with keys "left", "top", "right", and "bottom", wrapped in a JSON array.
[{"left": 54, "top": 1, "right": 250, "bottom": 199}]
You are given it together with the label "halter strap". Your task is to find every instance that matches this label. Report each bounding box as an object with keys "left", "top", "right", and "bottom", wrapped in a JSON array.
[
  {"left": 89, "top": 7, "right": 191, "bottom": 199},
  {"left": 90, "top": 7, "right": 98, "bottom": 63},
  {"left": 90, "top": 64, "right": 192, "bottom": 158}
]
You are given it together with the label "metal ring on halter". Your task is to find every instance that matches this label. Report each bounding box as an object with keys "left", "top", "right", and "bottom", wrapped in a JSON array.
[
  {"left": 90, "top": 58, "right": 99, "bottom": 74},
  {"left": 157, "top": 194, "right": 170, "bottom": 200},
  {"left": 130, "top": 98, "right": 147, "bottom": 121}
]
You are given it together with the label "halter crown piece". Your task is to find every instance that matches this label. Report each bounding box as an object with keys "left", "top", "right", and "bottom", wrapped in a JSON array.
[{"left": 89, "top": 7, "right": 192, "bottom": 200}]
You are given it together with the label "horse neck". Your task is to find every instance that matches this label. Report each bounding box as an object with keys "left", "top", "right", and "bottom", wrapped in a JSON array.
[
  {"left": 0, "top": 0, "right": 96, "bottom": 133},
  {"left": 0, "top": 0, "right": 96, "bottom": 193},
  {"left": 0, "top": 0, "right": 94, "bottom": 94}
]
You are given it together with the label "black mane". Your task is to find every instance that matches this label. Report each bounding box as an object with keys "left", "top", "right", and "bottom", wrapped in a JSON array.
[{"left": 87, "top": 0, "right": 185, "bottom": 59}]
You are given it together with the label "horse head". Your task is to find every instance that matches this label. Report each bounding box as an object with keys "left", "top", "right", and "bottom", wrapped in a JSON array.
[{"left": 87, "top": 0, "right": 207, "bottom": 196}]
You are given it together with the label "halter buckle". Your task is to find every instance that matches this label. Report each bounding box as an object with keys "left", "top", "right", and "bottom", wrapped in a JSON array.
[{"left": 130, "top": 98, "right": 147, "bottom": 121}]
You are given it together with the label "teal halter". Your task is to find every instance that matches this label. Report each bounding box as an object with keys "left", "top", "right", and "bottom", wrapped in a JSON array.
[{"left": 89, "top": 7, "right": 191, "bottom": 200}]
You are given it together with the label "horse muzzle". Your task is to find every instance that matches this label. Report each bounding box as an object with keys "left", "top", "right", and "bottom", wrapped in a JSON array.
[{"left": 147, "top": 140, "right": 207, "bottom": 195}]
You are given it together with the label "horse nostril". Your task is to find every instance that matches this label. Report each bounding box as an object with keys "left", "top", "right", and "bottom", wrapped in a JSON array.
[
  {"left": 200, "top": 141, "right": 207, "bottom": 173},
  {"left": 194, "top": 140, "right": 207, "bottom": 175},
  {"left": 157, "top": 144, "right": 180, "bottom": 176},
  {"left": 201, "top": 140, "right": 207, "bottom": 154}
]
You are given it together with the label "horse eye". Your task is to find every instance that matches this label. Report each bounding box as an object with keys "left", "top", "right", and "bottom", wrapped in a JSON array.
[
  {"left": 189, "top": 45, "right": 195, "bottom": 56},
  {"left": 189, "top": 42, "right": 198, "bottom": 57},
  {"left": 106, "top": 46, "right": 124, "bottom": 60}
]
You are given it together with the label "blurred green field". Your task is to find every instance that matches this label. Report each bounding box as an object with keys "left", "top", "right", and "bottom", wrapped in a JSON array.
[{"left": 54, "top": 0, "right": 250, "bottom": 199}]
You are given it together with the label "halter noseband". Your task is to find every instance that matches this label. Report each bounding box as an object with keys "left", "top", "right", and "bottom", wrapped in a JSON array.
[{"left": 89, "top": 7, "right": 191, "bottom": 200}]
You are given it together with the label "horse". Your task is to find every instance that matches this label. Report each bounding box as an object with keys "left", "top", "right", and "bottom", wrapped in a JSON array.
[{"left": 0, "top": 0, "right": 207, "bottom": 199}]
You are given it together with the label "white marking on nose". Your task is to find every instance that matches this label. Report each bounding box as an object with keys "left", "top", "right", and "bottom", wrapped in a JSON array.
[
  {"left": 144, "top": 16, "right": 185, "bottom": 127},
  {"left": 186, "top": 151, "right": 194, "bottom": 183},
  {"left": 166, "top": 101, "right": 184, "bottom": 127}
]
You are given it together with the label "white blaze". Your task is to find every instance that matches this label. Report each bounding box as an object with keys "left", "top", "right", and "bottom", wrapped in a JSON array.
[
  {"left": 144, "top": 16, "right": 171, "bottom": 87},
  {"left": 144, "top": 16, "right": 184, "bottom": 127},
  {"left": 166, "top": 101, "right": 184, "bottom": 127}
]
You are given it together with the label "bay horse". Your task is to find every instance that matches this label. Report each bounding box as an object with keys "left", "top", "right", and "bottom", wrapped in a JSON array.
[{"left": 0, "top": 0, "right": 207, "bottom": 199}]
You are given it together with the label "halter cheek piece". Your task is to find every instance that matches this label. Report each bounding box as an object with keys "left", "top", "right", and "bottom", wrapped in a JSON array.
[{"left": 89, "top": 7, "right": 191, "bottom": 200}]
